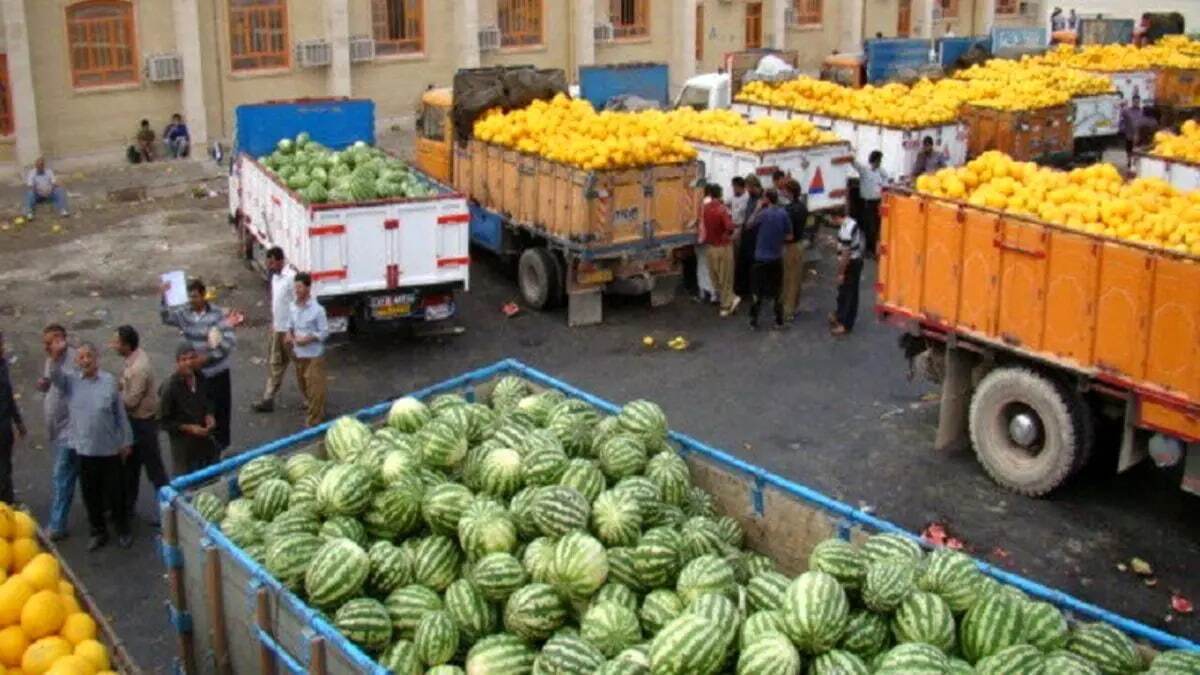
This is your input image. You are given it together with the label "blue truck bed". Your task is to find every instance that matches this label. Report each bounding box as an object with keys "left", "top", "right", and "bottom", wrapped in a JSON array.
[
  {"left": 233, "top": 99, "right": 376, "bottom": 159},
  {"left": 578, "top": 63, "right": 670, "bottom": 110}
]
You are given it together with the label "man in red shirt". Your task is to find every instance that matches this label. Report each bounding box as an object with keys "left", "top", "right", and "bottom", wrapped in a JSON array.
[{"left": 700, "top": 184, "right": 740, "bottom": 317}]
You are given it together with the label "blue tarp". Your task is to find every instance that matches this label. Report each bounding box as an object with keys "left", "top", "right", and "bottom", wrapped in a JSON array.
[
  {"left": 233, "top": 99, "right": 376, "bottom": 158},
  {"left": 578, "top": 63, "right": 669, "bottom": 110},
  {"left": 865, "top": 38, "right": 933, "bottom": 83},
  {"left": 938, "top": 35, "right": 990, "bottom": 68}
]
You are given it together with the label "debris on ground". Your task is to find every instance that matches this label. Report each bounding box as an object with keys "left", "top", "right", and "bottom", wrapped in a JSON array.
[
  {"left": 667, "top": 335, "right": 689, "bottom": 351},
  {"left": 1130, "top": 557, "right": 1154, "bottom": 576},
  {"left": 642, "top": 336, "right": 655, "bottom": 348},
  {"left": 1171, "top": 593, "right": 1193, "bottom": 615},
  {"left": 501, "top": 302, "right": 520, "bottom": 317},
  {"left": 921, "top": 521, "right": 965, "bottom": 550}
]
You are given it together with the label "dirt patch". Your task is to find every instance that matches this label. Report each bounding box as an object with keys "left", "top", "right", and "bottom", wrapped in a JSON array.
[{"left": 47, "top": 271, "right": 81, "bottom": 283}]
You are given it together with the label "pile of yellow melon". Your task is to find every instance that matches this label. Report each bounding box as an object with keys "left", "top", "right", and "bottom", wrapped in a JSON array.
[
  {"left": 954, "top": 58, "right": 1114, "bottom": 105},
  {"left": 914, "top": 151, "right": 1200, "bottom": 255},
  {"left": 1149, "top": 119, "right": 1200, "bottom": 163},
  {"left": 666, "top": 108, "right": 840, "bottom": 152},
  {"left": 738, "top": 78, "right": 965, "bottom": 127},
  {"left": 0, "top": 504, "right": 113, "bottom": 675},
  {"left": 1033, "top": 40, "right": 1200, "bottom": 72}
]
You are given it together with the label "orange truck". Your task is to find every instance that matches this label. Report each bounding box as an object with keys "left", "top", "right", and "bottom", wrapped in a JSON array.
[{"left": 877, "top": 188, "right": 1200, "bottom": 497}]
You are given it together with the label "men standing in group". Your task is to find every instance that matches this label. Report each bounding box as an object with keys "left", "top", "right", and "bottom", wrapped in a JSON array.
[
  {"left": 0, "top": 331, "right": 26, "bottom": 504},
  {"left": 112, "top": 326, "right": 166, "bottom": 520},
  {"left": 159, "top": 344, "right": 217, "bottom": 477},
  {"left": 912, "top": 137, "right": 946, "bottom": 176},
  {"left": 780, "top": 180, "right": 810, "bottom": 322},
  {"left": 700, "top": 184, "right": 740, "bottom": 317},
  {"left": 45, "top": 338, "right": 132, "bottom": 551},
  {"left": 160, "top": 278, "right": 236, "bottom": 454},
  {"left": 252, "top": 247, "right": 296, "bottom": 414},
  {"left": 286, "top": 273, "right": 329, "bottom": 427},
  {"left": 37, "top": 324, "right": 76, "bottom": 540},
  {"left": 854, "top": 151, "right": 890, "bottom": 258},
  {"left": 830, "top": 209, "right": 866, "bottom": 336},
  {"left": 748, "top": 189, "right": 790, "bottom": 330},
  {"left": 735, "top": 176, "right": 765, "bottom": 298}
]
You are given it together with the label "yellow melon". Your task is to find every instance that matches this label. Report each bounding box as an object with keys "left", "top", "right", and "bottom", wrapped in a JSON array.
[
  {"left": 20, "top": 592, "right": 66, "bottom": 640},
  {"left": 70, "top": 641, "right": 106, "bottom": 672},
  {"left": 0, "top": 577, "right": 34, "bottom": 628},
  {"left": 20, "top": 636, "right": 71, "bottom": 675},
  {"left": 19, "top": 557, "right": 59, "bottom": 594},
  {"left": 9, "top": 541, "right": 38, "bottom": 573},
  {"left": 0, "top": 626, "right": 28, "bottom": 667},
  {"left": 57, "top": 614, "right": 94, "bottom": 647}
]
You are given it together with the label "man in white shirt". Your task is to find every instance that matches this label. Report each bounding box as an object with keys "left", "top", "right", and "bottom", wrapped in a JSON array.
[
  {"left": 252, "top": 247, "right": 296, "bottom": 413},
  {"left": 854, "top": 150, "right": 890, "bottom": 259},
  {"left": 285, "top": 273, "right": 329, "bottom": 427},
  {"left": 830, "top": 210, "right": 866, "bottom": 336},
  {"left": 23, "top": 157, "right": 69, "bottom": 220}
]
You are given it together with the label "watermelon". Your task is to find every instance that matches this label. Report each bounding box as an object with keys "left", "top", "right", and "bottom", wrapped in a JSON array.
[
  {"left": 238, "top": 455, "right": 284, "bottom": 497},
  {"left": 265, "top": 507, "right": 320, "bottom": 541},
  {"left": 549, "top": 531, "right": 609, "bottom": 601},
  {"left": 599, "top": 649, "right": 651, "bottom": 675},
  {"left": 546, "top": 409, "right": 595, "bottom": 458},
  {"left": 379, "top": 639, "right": 422, "bottom": 675},
  {"left": 1149, "top": 651, "right": 1200, "bottom": 674},
  {"left": 960, "top": 590, "right": 1025, "bottom": 663},
  {"left": 516, "top": 391, "right": 563, "bottom": 425},
  {"left": 645, "top": 453, "right": 691, "bottom": 507},
  {"left": 221, "top": 516, "right": 265, "bottom": 549},
  {"left": 223, "top": 497, "right": 253, "bottom": 521},
  {"left": 676, "top": 554, "right": 736, "bottom": 606},
  {"left": 634, "top": 529, "right": 685, "bottom": 590},
  {"left": 384, "top": 584, "right": 444, "bottom": 639},
  {"left": 419, "top": 419, "right": 469, "bottom": 469},
  {"left": 520, "top": 442, "right": 569, "bottom": 486},
  {"left": 264, "top": 533, "right": 322, "bottom": 590},
  {"left": 193, "top": 492, "right": 226, "bottom": 523},
  {"left": 465, "top": 633, "right": 536, "bottom": 675},
  {"left": 617, "top": 400, "right": 668, "bottom": 441},
  {"left": 604, "top": 546, "right": 641, "bottom": 591},
  {"left": 613, "top": 475, "right": 662, "bottom": 511},
  {"left": 839, "top": 609, "right": 892, "bottom": 658},
  {"left": 780, "top": 570, "right": 850, "bottom": 655},
  {"left": 1045, "top": 650, "right": 1103, "bottom": 675},
  {"left": 464, "top": 402, "right": 498, "bottom": 443},
  {"left": 471, "top": 552, "right": 529, "bottom": 601},
  {"left": 742, "top": 552, "right": 775, "bottom": 578},
  {"left": 427, "top": 667, "right": 466, "bottom": 675},
  {"left": 522, "top": 538, "right": 556, "bottom": 585},
  {"left": 808, "top": 649, "right": 869, "bottom": 675},
  {"left": 683, "top": 487, "right": 716, "bottom": 519},
  {"left": 648, "top": 614, "right": 725, "bottom": 675},
  {"left": 862, "top": 533, "right": 924, "bottom": 564},
  {"left": 1022, "top": 601, "right": 1069, "bottom": 651},
  {"left": 315, "top": 463, "right": 375, "bottom": 516},
  {"left": 891, "top": 591, "right": 956, "bottom": 653},
  {"left": 685, "top": 593, "right": 741, "bottom": 645},
  {"left": 387, "top": 396, "right": 431, "bottom": 432},
  {"left": 745, "top": 571, "right": 789, "bottom": 613},
  {"left": 507, "top": 486, "right": 541, "bottom": 540},
  {"left": 423, "top": 482, "right": 474, "bottom": 534},
  {"left": 489, "top": 376, "right": 530, "bottom": 412},
  {"left": 1066, "top": 623, "right": 1142, "bottom": 675},
  {"left": 874, "top": 642, "right": 949, "bottom": 674},
  {"left": 733, "top": 632, "right": 800, "bottom": 675},
  {"left": 503, "top": 583, "right": 567, "bottom": 641},
  {"left": 325, "top": 416, "right": 371, "bottom": 462},
  {"left": 283, "top": 452, "right": 324, "bottom": 484},
  {"left": 558, "top": 459, "right": 606, "bottom": 502},
  {"left": 304, "top": 538, "right": 369, "bottom": 609},
  {"left": 713, "top": 515, "right": 744, "bottom": 549},
  {"left": 288, "top": 474, "right": 321, "bottom": 510},
  {"left": 740, "top": 610, "right": 785, "bottom": 647},
  {"left": 975, "top": 644, "right": 1047, "bottom": 674},
  {"left": 361, "top": 484, "right": 423, "bottom": 540},
  {"left": 592, "top": 582, "right": 638, "bottom": 612},
  {"left": 862, "top": 559, "right": 917, "bottom": 613},
  {"left": 414, "top": 610, "right": 459, "bottom": 667},
  {"left": 596, "top": 434, "right": 649, "bottom": 481},
  {"left": 917, "top": 548, "right": 985, "bottom": 614},
  {"left": 591, "top": 489, "right": 644, "bottom": 547},
  {"left": 534, "top": 632, "right": 606, "bottom": 674},
  {"left": 458, "top": 514, "right": 518, "bottom": 561},
  {"left": 532, "top": 485, "right": 591, "bottom": 538},
  {"left": 948, "top": 657, "right": 975, "bottom": 675},
  {"left": 582, "top": 601, "right": 642, "bottom": 658},
  {"left": 477, "top": 446, "right": 524, "bottom": 498},
  {"left": 411, "top": 535, "right": 462, "bottom": 591},
  {"left": 367, "top": 541, "right": 412, "bottom": 597},
  {"left": 334, "top": 597, "right": 392, "bottom": 653},
  {"left": 319, "top": 516, "right": 367, "bottom": 546},
  {"left": 639, "top": 589, "right": 684, "bottom": 635},
  {"left": 808, "top": 538, "right": 866, "bottom": 590},
  {"left": 679, "top": 516, "right": 725, "bottom": 560},
  {"left": 444, "top": 579, "right": 496, "bottom": 642},
  {"left": 429, "top": 392, "right": 468, "bottom": 415},
  {"left": 493, "top": 417, "right": 537, "bottom": 452},
  {"left": 380, "top": 448, "right": 422, "bottom": 486}
]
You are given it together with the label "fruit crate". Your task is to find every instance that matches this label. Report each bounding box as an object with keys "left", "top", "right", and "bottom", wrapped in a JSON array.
[
  {"left": 1134, "top": 152, "right": 1200, "bottom": 192},
  {"left": 1155, "top": 66, "right": 1200, "bottom": 108},
  {"left": 687, "top": 138, "right": 854, "bottom": 213},
  {"left": 158, "top": 360, "right": 1199, "bottom": 674},
  {"left": 960, "top": 103, "right": 1073, "bottom": 162}
]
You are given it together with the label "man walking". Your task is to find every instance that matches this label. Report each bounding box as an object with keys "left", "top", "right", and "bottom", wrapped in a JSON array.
[
  {"left": 159, "top": 344, "right": 218, "bottom": 477},
  {"left": 112, "top": 326, "right": 167, "bottom": 519},
  {"left": 36, "top": 324, "right": 77, "bottom": 540},
  {"left": 854, "top": 151, "right": 890, "bottom": 258},
  {"left": 748, "top": 189, "right": 790, "bottom": 330},
  {"left": 0, "top": 331, "right": 26, "bottom": 504},
  {"left": 161, "top": 278, "right": 236, "bottom": 454},
  {"left": 830, "top": 210, "right": 866, "bottom": 336},
  {"left": 287, "top": 273, "right": 329, "bottom": 427},
  {"left": 700, "top": 184, "right": 740, "bottom": 317},
  {"left": 253, "top": 247, "right": 295, "bottom": 414},
  {"left": 780, "top": 180, "right": 810, "bottom": 322},
  {"left": 45, "top": 339, "right": 132, "bottom": 550}
]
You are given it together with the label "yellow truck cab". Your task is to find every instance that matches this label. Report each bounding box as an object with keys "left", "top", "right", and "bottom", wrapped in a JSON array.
[{"left": 415, "top": 87, "right": 453, "bottom": 185}]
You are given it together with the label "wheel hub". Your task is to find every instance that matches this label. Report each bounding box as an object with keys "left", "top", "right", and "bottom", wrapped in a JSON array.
[{"left": 1008, "top": 412, "right": 1041, "bottom": 448}]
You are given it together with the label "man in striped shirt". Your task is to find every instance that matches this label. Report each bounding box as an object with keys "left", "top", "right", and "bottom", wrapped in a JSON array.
[{"left": 160, "top": 278, "right": 237, "bottom": 453}]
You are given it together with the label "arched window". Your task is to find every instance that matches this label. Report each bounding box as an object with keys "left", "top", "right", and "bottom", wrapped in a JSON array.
[
  {"left": 66, "top": 0, "right": 138, "bottom": 88},
  {"left": 229, "top": 0, "right": 289, "bottom": 71}
]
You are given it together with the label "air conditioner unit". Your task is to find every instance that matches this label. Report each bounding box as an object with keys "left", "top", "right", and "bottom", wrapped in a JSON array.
[
  {"left": 296, "top": 39, "right": 332, "bottom": 68},
  {"left": 145, "top": 53, "right": 183, "bottom": 82},
  {"left": 349, "top": 35, "right": 376, "bottom": 63},
  {"left": 479, "top": 26, "right": 501, "bottom": 52},
  {"left": 594, "top": 22, "right": 614, "bottom": 43}
]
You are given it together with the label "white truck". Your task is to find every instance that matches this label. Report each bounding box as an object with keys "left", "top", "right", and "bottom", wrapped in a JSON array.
[
  {"left": 1071, "top": 93, "right": 1123, "bottom": 139},
  {"left": 1134, "top": 152, "right": 1200, "bottom": 192},
  {"left": 1083, "top": 69, "right": 1158, "bottom": 105},
  {"left": 688, "top": 139, "right": 854, "bottom": 212},
  {"left": 228, "top": 99, "right": 469, "bottom": 334}
]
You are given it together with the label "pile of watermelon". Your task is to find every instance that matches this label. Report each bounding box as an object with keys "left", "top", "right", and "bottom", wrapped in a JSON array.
[
  {"left": 191, "top": 378, "right": 1198, "bottom": 674},
  {"left": 258, "top": 132, "right": 437, "bottom": 204}
]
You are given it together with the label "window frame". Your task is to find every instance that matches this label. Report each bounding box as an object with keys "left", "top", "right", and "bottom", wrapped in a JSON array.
[
  {"left": 228, "top": 0, "right": 290, "bottom": 73},
  {"left": 498, "top": 0, "right": 544, "bottom": 49},
  {"left": 372, "top": 0, "right": 424, "bottom": 57},
  {"left": 609, "top": 0, "right": 650, "bottom": 41},
  {"left": 0, "top": 54, "right": 11, "bottom": 136},
  {"left": 65, "top": 0, "right": 140, "bottom": 90},
  {"left": 939, "top": 0, "right": 959, "bottom": 20},
  {"left": 695, "top": 4, "right": 703, "bottom": 61},
  {"left": 745, "top": 2, "right": 763, "bottom": 49},
  {"left": 994, "top": 0, "right": 1019, "bottom": 16},
  {"left": 791, "top": 0, "right": 822, "bottom": 28}
]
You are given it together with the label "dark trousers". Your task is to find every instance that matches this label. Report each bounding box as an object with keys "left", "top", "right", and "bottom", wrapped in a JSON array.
[
  {"left": 861, "top": 200, "right": 881, "bottom": 257},
  {"left": 735, "top": 229, "right": 758, "bottom": 297},
  {"left": 168, "top": 436, "right": 219, "bottom": 479},
  {"left": 0, "top": 427, "right": 12, "bottom": 504},
  {"left": 749, "top": 260, "right": 784, "bottom": 327},
  {"left": 836, "top": 258, "right": 865, "bottom": 331},
  {"left": 208, "top": 370, "right": 232, "bottom": 451},
  {"left": 125, "top": 417, "right": 168, "bottom": 512},
  {"left": 79, "top": 455, "right": 128, "bottom": 537}
]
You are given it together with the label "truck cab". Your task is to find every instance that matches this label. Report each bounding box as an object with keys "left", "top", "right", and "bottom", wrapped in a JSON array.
[
  {"left": 673, "top": 72, "right": 732, "bottom": 110},
  {"left": 415, "top": 87, "right": 453, "bottom": 185}
]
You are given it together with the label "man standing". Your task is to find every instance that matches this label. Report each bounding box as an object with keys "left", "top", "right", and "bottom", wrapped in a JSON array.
[
  {"left": 112, "top": 326, "right": 166, "bottom": 519},
  {"left": 253, "top": 247, "right": 295, "bottom": 414},
  {"left": 159, "top": 344, "right": 217, "bottom": 477},
  {"left": 161, "top": 278, "right": 236, "bottom": 454},
  {"left": 854, "top": 151, "right": 890, "bottom": 258},
  {"left": 830, "top": 210, "right": 866, "bottom": 336},
  {"left": 36, "top": 325, "right": 77, "bottom": 540},
  {"left": 912, "top": 137, "right": 946, "bottom": 177},
  {"left": 0, "top": 331, "right": 26, "bottom": 504},
  {"left": 780, "top": 180, "right": 810, "bottom": 322},
  {"left": 735, "top": 176, "right": 765, "bottom": 298},
  {"left": 700, "top": 184, "right": 740, "bottom": 317},
  {"left": 748, "top": 189, "right": 790, "bottom": 330},
  {"left": 45, "top": 339, "right": 132, "bottom": 551},
  {"left": 1120, "top": 95, "right": 1155, "bottom": 168},
  {"left": 286, "top": 273, "right": 329, "bottom": 427},
  {"left": 23, "top": 157, "right": 69, "bottom": 220}
]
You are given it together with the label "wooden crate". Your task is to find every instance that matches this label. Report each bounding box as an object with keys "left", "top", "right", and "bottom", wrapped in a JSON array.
[
  {"left": 1156, "top": 67, "right": 1200, "bottom": 108},
  {"left": 961, "top": 103, "right": 1072, "bottom": 161}
]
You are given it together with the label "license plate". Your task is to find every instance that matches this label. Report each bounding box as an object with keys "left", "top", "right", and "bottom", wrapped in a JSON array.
[
  {"left": 373, "top": 304, "right": 412, "bottom": 319},
  {"left": 327, "top": 316, "right": 349, "bottom": 333},
  {"left": 370, "top": 293, "right": 415, "bottom": 320}
]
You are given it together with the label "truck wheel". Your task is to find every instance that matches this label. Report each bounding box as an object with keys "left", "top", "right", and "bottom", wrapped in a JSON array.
[
  {"left": 1063, "top": 386, "right": 1095, "bottom": 475},
  {"left": 968, "top": 367, "right": 1079, "bottom": 497},
  {"left": 518, "top": 248, "right": 561, "bottom": 310}
]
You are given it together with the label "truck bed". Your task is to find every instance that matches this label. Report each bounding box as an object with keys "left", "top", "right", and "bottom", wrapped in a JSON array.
[
  {"left": 1135, "top": 152, "right": 1200, "bottom": 192},
  {"left": 688, "top": 139, "right": 853, "bottom": 212}
]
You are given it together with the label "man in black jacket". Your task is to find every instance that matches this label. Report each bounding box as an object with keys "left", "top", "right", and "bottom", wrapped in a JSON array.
[
  {"left": 158, "top": 343, "right": 217, "bottom": 478},
  {"left": 0, "top": 331, "right": 26, "bottom": 504}
]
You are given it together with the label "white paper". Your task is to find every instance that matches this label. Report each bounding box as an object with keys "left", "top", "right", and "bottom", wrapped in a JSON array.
[{"left": 161, "top": 270, "right": 187, "bottom": 307}]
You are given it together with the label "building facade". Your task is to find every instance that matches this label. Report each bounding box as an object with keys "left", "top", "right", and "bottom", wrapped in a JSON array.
[{"left": 0, "top": 0, "right": 1034, "bottom": 172}]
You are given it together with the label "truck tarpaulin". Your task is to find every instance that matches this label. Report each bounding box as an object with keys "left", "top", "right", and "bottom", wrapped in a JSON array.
[{"left": 451, "top": 66, "right": 568, "bottom": 143}]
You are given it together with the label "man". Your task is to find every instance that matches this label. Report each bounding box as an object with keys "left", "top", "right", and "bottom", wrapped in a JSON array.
[
  {"left": 700, "top": 184, "right": 740, "bottom": 317},
  {"left": 111, "top": 326, "right": 166, "bottom": 520},
  {"left": 1068, "top": 9, "right": 1078, "bottom": 32},
  {"left": 694, "top": 188, "right": 716, "bottom": 306},
  {"left": 45, "top": 339, "right": 132, "bottom": 551},
  {"left": 1120, "top": 95, "right": 1155, "bottom": 167},
  {"left": 1050, "top": 7, "right": 1065, "bottom": 32},
  {"left": 136, "top": 119, "right": 156, "bottom": 162},
  {"left": 286, "top": 273, "right": 329, "bottom": 427},
  {"left": 23, "top": 157, "right": 69, "bottom": 220},
  {"left": 0, "top": 331, "right": 26, "bottom": 504},
  {"left": 780, "top": 180, "right": 809, "bottom": 322},
  {"left": 36, "top": 325, "right": 77, "bottom": 540},
  {"left": 252, "top": 247, "right": 296, "bottom": 413},
  {"left": 771, "top": 170, "right": 790, "bottom": 204},
  {"left": 159, "top": 344, "right": 217, "bottom": 477},
  {"left": 161, "top": 278, "right": 236, "bottom": 453},
  {"left": 854, "top": 151, "right": 890, "bottom": 258},
  {"left": 164, "top": 114, "right": 191, "bottom": 159},
  {"left": 912, "top": 137, "right": 946, "bottom": 177},
  {"left": 830, "top": 210, "right": 866, "bottom": 336},
  {"left": 735, "top": 176, "right": 765, "bottom": 298},
  {"left": 728, "top": 177, "right": 751, "bottom": 230},
  {"left": 748, "top": 189, "right": 790, "bottom": 331}
]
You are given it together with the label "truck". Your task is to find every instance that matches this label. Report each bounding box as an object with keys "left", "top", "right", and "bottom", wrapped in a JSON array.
[
  {"left": 877, "top": 186, "right": 1200, "bottom": 497},
  {"left": 578, "top": 62, "right": 669, "bottom": 110},
  {"left": 687, "top": 138, "right": 853, "bottom": 213},
  {"left": 674, "top": 49, "right": 800, "bottom": 111},
  {"left": 1135, "top": 150, "right": 1200, "bottom": 191},
  {"left": 160, "top": 360, "right": 1200, "bottom": 675},
  {"left": 229, "top": 99, "right": 469, "bottom": 334}
]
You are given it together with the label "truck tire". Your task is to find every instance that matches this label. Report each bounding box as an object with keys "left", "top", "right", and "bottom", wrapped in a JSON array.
[
  {"left": 1062, "top": 385, "right": 1095, "bottom": 475},
  {"left": 968, "top": 367, "right": 1080, "bottom": 497},
  {"left": 518, "top": 247, "right": 561, "bottom": 310}
]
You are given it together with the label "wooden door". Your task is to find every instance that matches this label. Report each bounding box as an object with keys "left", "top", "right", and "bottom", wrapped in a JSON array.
[
  {"left": 898, "top": 0, "right": 912, "bottom": 37},
  {"left": 696, "top": 4, "right": 704, "bottom": 61},
  {"left": 745, "top": 2, "right": 763, "bottom": 49}
]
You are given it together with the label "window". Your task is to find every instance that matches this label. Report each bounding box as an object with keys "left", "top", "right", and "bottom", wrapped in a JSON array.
[
  {"left": 791, "top": 0, "right": 821, "bottom": 26},
  {"left": 995, "top": 0, "right": 1019, "bottom": 15},
  {"left": 498, "top": 0, "right": 542, "bottom": 47},
  {"left": 695, "top": 5, "right": 703, "bottom": 61},
  {"left": 373, "top": 0, "right": 423, "bottom": 55},
  {"left": 229, "top": 0, "right": 289, "bottom": 71},
  {"left": 66, "top": 0, "right": 138, "bottom": 88},
  {"left": 418, "top": 104, "right": 446, "bottom": 142},
  {"left": 610, "top": 0, "right": 649, "bottom": 40},
  {"left": 939, "top": 0, "right": 959, "bottom": 20},
  {"left": 745, "top": 2, "right": 763, "bottom": 49},
  {"left": 0, "top": 55, "right": 11, "bottom": 136}
]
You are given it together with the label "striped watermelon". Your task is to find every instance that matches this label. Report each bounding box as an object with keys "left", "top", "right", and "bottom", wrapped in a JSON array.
[
  {"left": 740, "top": 610, "right": 785, "bottom": 648},
  {"left": 947, "top": 657, "right": 975, "bottom": 675},
  {"left": 839, "top": 609, "right": 892, "bottom": 658},
  {"left": 680, "top": 516, "right": 726, "bottom": 560},
  {"left": 265, "top": 507, "right": 320, "bottom": 542},
  {"left": 617, "top": 400, "right": 668, "bottom": 441},
  {"left": 808, "top": 538, "right": 867, "bottom": 590},
  {"left": 685, "top": 593, "right": 741, "bottom": 640},
  {"left": 1066, "top": 623, "right": 1142, "bottom": 675},
  {"left": 891, "top": 591, "right": 956, "bottom": 653},
  {"left": 372, "top": 425, "right": 414, "bottom": 451},
  {"left": 589, "top": 416, "right": 623, "bottom": 455},
  {"left": 634, "top": 528, "right": 685, "bottom": 589},
  {"left": 192, "top": 492, "right": 226, "bottom": 523},
  {"left": 862, "top": 533, "right": 924, "bottom": 565},
  {"left": 387, "top": 396, "right": 431, "bottom": 432},
  {"left": 319, "top": 516, "right": 367, "bottom": 546},
  {"left": 226, "top": 497, "right": 254, "bottom": 521},
  {"left": 283, "top": 452, "right": 324, "bottom": 484},
  {"left": 465, "top": 633, "right": 536, "bottom": 675},
  {"left": 1022, "top": 601, "right": 1069, "bottom": 651},
  {"left": 521, "top": 442, "right": 568, "bottom": 487},
  {"left": 303, "top": 538, "right": 369, "bottom": 609},
  {"left": 265, "top": 533, "right": 322, "bottom": 591},
  {"left": 746, "top": 571, "right": 790, "bottom": 612},
  {"left": 517, "top": 391, "right": 563, "bottom": 426},
  {"left": 684, "top": 487, "right": 716, "bottom": 519},
  {"left": 606, "top": 546, "right": 642, "bottom": 591},
  {"left": 644, "top": 453, "right": 690, "bottom": 508},
  {"left": 458, "top": 514, "right": 518, "bottom": 561},
  {"left": 874, "top": 642, "right": 950, "bottom": 674},
  {"left": 384, "top": 584, "right": 444, "bottom": 639},
  {"left": 477, "top": 446, "right": 524, "bottom": 498},
  {"left": 414, "top": 610, "right": 460, "bottom": 667},
  {"left": 648, "top": 614, "right": 725, "bottom": 675},
  {"left": 1149, "top": 651, "right": 1200, "bottom": 674},
  {"left": 243, "top": 542, "right": 267, "bottom": 563},
  {"left": 503, "top": 583, "right": 568, "bottom": 641},
  {"left": 508, "top": 486, "right": 541, "bottom": 540},
  {"left": 288, "top": 474, "right": 321, "bottom": 510},
  {"left": 534, "top": 632, "right": 606, "bottom": 674},
  {"left": 334, "top": 597, "right": 392, "bottom": 653},
  {"left": 423, "top": 482, "right": 474, "bottom": 534},
  {"left": 438, "top": 404, "right": 473, "bottom": 440},
  {"left": 546, "top": 407, "right": 595, "bottom": 458},
  {"left": 429, "top": 392, "right": 468, "bottom": 414},
  {"left": 549, "top": 531, "right": 609, "bottom": 601},
  {"left": 325, "top": 416, "right": 371, "bottom": 462},
  {"left": 639, "top": 589, "right": 684, "bottom": 635},
  {"left": 380, "top": 448, "right": 422, "bottom": 486},
  {"left": 808, "top": 649, "right": 869, "bottom": 675},
  {"left": 975, "top": 644, "right": 1047, "bottom": 675},
  {"left": 522, "top": 538, "right": 556, "bottom": 585},
  {"left": 780, "top": 570, "right": 850, "bottom": 655},
  {"left": 581, "top": 601, "right": 642, "bottom": 658},
  {"left": 470, "top": 552, "right": 529, "bottom": 601},
  {"left": 532, "top": 485, "right": 591, "bottom": 538},
  {"left": 596, "top": 435, "right": 649, "bottom": 481},
  {"left": 489, "top": 376, "right": 530, "bottom": 411},
  {"left": 558, "top": 459, "right": 606, "bottom": 502},
  {"left": 960, "top": 589, "right": 1025, "bottom": 663},
  {"left": 493, "top": 417, "right": 537, "bottom": 453},
  {"left": 591, "top": 489, "right": 644, "bottom": 547},
  {"left": 427, "top": 666, "right": 467, "bottom": 675},
  {"left": 419, "top": 419, "right": 469, "bottom": 469},
  {"left": 367, "top": 541, "right": 412, "bottom": 597},
  {"left": 862, "top": 559, "right": 917, "bottom": 613},
  {"left": 379, "top": 639, "right": 422, "bottom": 675},
  {"left": 600, "top": 648, "right": 651, "bottom": 675},
  {"left": 743, "top": 552, "right": 775, "bottom": 578},
  {"left": 238, "top": 455, "right": 285, "bottom": 497},
  {"left": 613, "top": 475, "right": 662, "bottom": 511},
  {"left": 646, "top": 504, "right": 686, "bottom": 530},
  {"left": 1044, "top": 650, "right": 1102, "bottom": 674},
  {"left": 714, "top": 515, "right": 744, "bottom": 549},
  {"left": 735, "top": 633, "right": 801, "bottom": 675},
  {"left": 361, "top": 483, "right": 423, "bottom": 540},
  {"left": 918, "top": 548, "right": 985, "bottom": 614},
  {"left": 315, "top": 463, "right": 375, "bottom": 516},
  {"left": 444, "top": 579, "right": 497, "bottom": 642},
  {"left": 592, "top": 582, "right": 638, "bottom": 613},
  {"left": 220, "top": 515, "right": 264, "bottom": 549},
  {"left": 676, "top": 554, "right": 736, "bottom": 606},
  {"left": 465, "top": 402, "right": 498, "bottom": 443},
  {"left": 411, "top": 535, "right": 463, "bottom": 591}
]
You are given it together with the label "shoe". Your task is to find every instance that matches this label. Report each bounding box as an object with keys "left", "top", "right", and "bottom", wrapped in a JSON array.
[
  {"left": 719, "top": 309, "right": 731, "bottom": 318},
  {"left": 251, "top": 399, "right": 275, "bottom": 413},
  {"left": 47, "top": 530, "right": 68, "bottom": 542},
  {"left": 59, "top": 210, "right": 69, "bottom": 217},
  {"left": 87, "top": 535, "right": 108, "bottom": 552},
  {"left": 827, "top": 312, "right": 838, "bottom": 326},
  {"left": 729, "top": 296, "right": 742, "bottom": 314},
  {"left": 118, "top": 534, "right": 133, "bottom": 549},
  {"left": 830, "top": 324, "right": 849, "bottom": 336}
]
